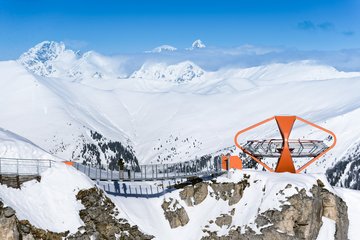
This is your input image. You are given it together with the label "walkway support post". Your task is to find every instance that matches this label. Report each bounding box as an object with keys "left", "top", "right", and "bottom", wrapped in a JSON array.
[{"left": 37, "top": 160, "right": 40, "bottom": 175}]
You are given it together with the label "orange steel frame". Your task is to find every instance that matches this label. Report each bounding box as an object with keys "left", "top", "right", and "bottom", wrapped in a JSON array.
[
  {"left": 234, "top": 116, "right": 337, "bottom": 173},
  {"left": 221, "top": 155, "right": 242, "bottom": 170}
]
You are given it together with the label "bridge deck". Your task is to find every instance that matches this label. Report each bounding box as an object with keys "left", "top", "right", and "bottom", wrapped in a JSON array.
[
  {"left": 0, "top": 157, "right": 224, "bottom": 183},
  {"left": 74, "top": 157, "right": 223, "bottom": 181}
]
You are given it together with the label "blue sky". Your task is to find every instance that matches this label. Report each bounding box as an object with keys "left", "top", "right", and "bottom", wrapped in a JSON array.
[{"left": 0, "top": 0, "right": 359, "bottom": 60}]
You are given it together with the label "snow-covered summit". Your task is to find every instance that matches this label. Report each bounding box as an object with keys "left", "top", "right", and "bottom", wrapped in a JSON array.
[
  {"left": 130, "top": 61, "right": 205, "bottom": 83},
  {"left": 147, "top": 45, "right": 177, "bottom": 53},
  {"left": 189, "top": 39, "right": 206, "bottom": 50},
  {"left": 18, "top": 41, "right": 74, "bottom": 76},
  {"left": 18, "top": 41, "right": 123, "bottom": 81}
]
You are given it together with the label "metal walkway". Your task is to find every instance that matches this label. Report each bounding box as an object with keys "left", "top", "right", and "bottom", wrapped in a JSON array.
[
  {"left": 0, "top": 158, "right": 54, "bottom": 176},
  {"left": 0, "top": 158, "right": 54, "bottom": 188},
  {"left": 74, "top": 156, "right": 223, "bottom": 181},
  {"left": 0, "top": 156, "right": 223, "bottom": 183}
]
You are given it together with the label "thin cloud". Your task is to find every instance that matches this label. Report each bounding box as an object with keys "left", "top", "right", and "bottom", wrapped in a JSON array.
[
  {"left": 317, "top": 22, "right": 335, "bottom": 31},
  {"left": 297, "top": 20, "right": 355, "bottom": 37},
  {"left": 297, "top": 21, "right": 316, "bottom": 30},
  {"left": 297, "top": 20, "right": 334, "bottom": 31},
  {"left": 342, "top": 31, "right": 355, "bottom": 36}
]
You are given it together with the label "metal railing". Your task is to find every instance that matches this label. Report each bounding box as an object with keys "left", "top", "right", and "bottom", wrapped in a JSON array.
[
  {"left": 74, "top": 156, "right": 223, "bottom": 181},
  {"left": 0, "top": 156, "right": 223, "bottom": 182},
  {"left": 242, "top": 139, "right": 329, "bottom": 158},
  {"left": 0, "top": 158, "right": 54, "bottom": 176}
]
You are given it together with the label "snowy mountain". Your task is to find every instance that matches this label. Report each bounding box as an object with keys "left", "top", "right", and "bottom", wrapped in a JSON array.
[
  {"left": 1, "top": 41, "right": 360, "bottom": 239},
  {"left": 0, "top": 41, "right": 359, "bottom": 189},
  {"left": 147, "top": 45, "right": 177, "bottom": 53},
  {"left": 130, "top": 61, "right": 205, "bottom": 83},
  {"left": 147, "top": 40, "right": 205, "bottom": 52},
  {"left": 189, "top": 39, "right": 206, "bottom": 50},
  {"left": 18, "top": 41, "right": 124, "bottom": 82},
  {"left": 19, "top": 41, "right": 69, "bottom": 76}
]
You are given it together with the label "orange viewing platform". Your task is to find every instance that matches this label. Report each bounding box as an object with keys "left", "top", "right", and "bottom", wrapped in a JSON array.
[{"left": 228, "top": 115, "right": 336, "bottom": 174}]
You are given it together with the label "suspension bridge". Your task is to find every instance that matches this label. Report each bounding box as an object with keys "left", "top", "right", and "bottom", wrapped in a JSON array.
[{"left": 0, "top": 156, "right": 224, "bottom": 187}]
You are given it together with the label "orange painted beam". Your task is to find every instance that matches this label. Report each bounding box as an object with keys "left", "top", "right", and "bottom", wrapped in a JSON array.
[
  {"left": 221, "top": 155, "right": 243, "bottom": 170},
  {"left": 274, "top": 116, "right": 296, "bottom": 173},
  {"left": 63, "top": 161, "right": 74, "bottom": 166}
]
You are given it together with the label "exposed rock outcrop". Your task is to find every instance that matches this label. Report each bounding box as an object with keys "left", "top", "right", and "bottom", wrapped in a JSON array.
[
  {"left": 209, "top": 179, "right": 250, "bottom": 206},
  {"left": 0, "top": 187, "right": 153, "bottom": 240},
  {"left": 0, "top": 201, "right": 66, "bottom": 240},
  {"left": 256, "top": 181, "right": 348, "bottom": 240},
  {"left": 0, "top": 203, "right": 19, "bottom": 240},
  {"left": 179, "top": 178, "right": 249, "bottom": 208},
  {"left": 201, "top": 180, "right": 349, "bottom": 240},
  {"left": 215, "top": 214, "right": 232, "bottom": 228},
  {"left": 180, "top": 182, "right": 208, "bottom": 206},
  {"left": 161, "top": 198, "right": 189, "bottom": 229},
  {"left": 70, "top": 187, "right": 153, "bottom": 239},
  {"left": 0, "top": 175, "right": 41, "bottom": 189}
]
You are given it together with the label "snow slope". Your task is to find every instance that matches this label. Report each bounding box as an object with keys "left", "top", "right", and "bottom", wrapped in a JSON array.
[
  {"left": 0, "top": 127, "right": 57, "bottom": 160},
  {"left": 335, "top": 187, "right": 360, "bottom": 238},
  {"left": 316, "top": 217, "right": 336, "bottom": 240},
  {"left": 0, "top": 163, "right": 94, "bottom": 233}
]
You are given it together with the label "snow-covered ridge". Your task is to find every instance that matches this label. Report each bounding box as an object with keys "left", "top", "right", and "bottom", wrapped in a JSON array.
[
  {"left": 18, "top": 41, "right": 70, "bottom": 76},
  {"left": 18, "top": 41, "right": 122, "bottom": 81},
  {"left": 130, "top": 61, "right": 205, "bottom": 83},
  {"left": 0, "top": 127, "right": 58, "bottom": 160},
  {"left": 235, "top": 61, "right": 360, "bottom": 84}
]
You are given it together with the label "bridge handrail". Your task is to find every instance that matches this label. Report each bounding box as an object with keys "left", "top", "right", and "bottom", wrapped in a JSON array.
[
  {"left": 0, "top": 157, "right": 55, "bottom": 175},
  {"left": 74, "top": 156, "right": 223, "bottom": 181},
  {"left": 0, "top": 156, "right": 223, "bottom": 181}
]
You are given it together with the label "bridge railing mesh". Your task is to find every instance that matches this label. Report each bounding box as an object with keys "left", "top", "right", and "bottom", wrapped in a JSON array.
[
  {"left": 74, "top": 156, "right": 223, "bottom": 181},
  {"left": 0, "top": 158, "right": 54, "bottom": 175}
]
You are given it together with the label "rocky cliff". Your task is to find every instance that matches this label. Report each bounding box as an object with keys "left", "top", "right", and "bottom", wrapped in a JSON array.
[
  {"left": 157, "top": 172, "right": 350, "bottom": 240},
  {"left": 0, "top": 187, "right": 152, "bottom": 240},
  {"left": 0, "top": 168, "right": 356, "bottom": 240}
]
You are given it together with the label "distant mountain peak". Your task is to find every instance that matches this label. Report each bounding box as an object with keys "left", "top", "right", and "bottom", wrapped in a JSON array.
[
  {"left": 147, "top": 45, "right": 177, "bottom": 53},
  {"left": 190, "top": 39, "right": 206, "bottom": 50},
  {"left": 23, "top": 41, "right": 66, "bottom": 60},
  {"left": 17, "top": 41, "right": 116, "bottom": 81},
  {"left": 131, "top": 61, "right": 205, "bottom": 84},
  {"left": 18, "top": 41, "right": 71, "bottom": 76}
]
